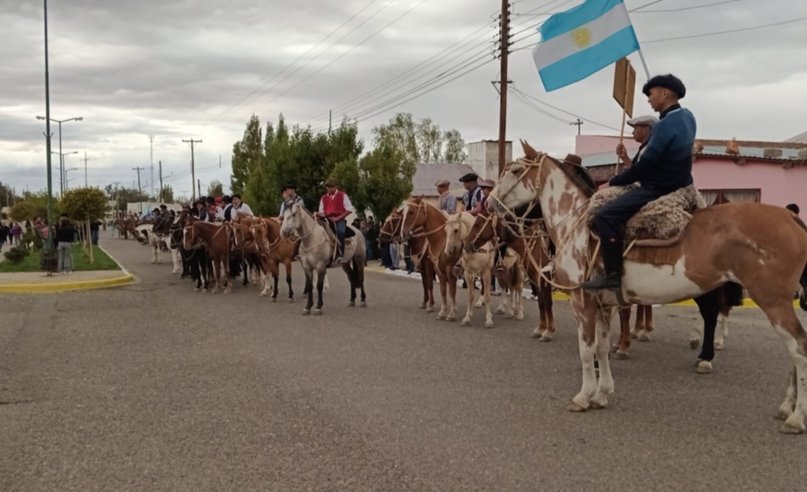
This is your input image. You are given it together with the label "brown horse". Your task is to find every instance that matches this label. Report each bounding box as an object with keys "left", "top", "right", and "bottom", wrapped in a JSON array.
[
  {"left": 400, "top": 197, "right": 461, "bottom": 321},
  {"left": 248, "top": 217, "right": 297, "bottom": 301},
  {"left": 490, "top": 142, "right": 807, "bottom": 434},
  {"left": 380, "top": 208, "right": 436, "bottom": 312},
  {"left": 183, "top": 220, "right": 232, "bottom": 294},
  {"left": 466, "top": 209, "right": 554, "bottom": 338}
]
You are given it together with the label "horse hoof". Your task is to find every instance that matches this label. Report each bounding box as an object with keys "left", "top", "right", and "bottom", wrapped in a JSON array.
[
  {"left": 630, "top": 332, "right": 638, "bottom": 339},
  {"left": 446, "top": 315, "right": 457, "bottom": 322},
  {"left": 539, "top": 335, "right": 553, "bottom": 342},
  {"left": 696, "top": 360, "right": 713, "bottom": 374},
  {"left": 460, "top": 319, "right": 470, "bottom": 326},
  {"left": 194, "top": 287, "right": 200, "bottom": 292},
  {"left": 689, "top": 338, "right": 701, "bottom": 350},
  {"left": 567, "top": 401, "right": 587, "bottom": 412},
  {"left": 614, "top": 351, "right": 629, "bottom": 360},
  {"left": 779, "top": 422, "right": 805, "bottom": 434},
  {"left": 485, "top": 321, "right": 494, "bottom": 329},
  {"left": 515, "top": 313, "right": 524, "bottom": 320},
  {"left": 530, "top": 331, "right": 541, "bottom": 339},
  {"left": 313, "top": 309, "right": 322, "bottom": 315},
  {"left": 590, "top": 400, "right": 607, "bottom": 410},
  {"left": 360, "top": 301, "right": 367, "bottom": 308},
  {"left": 775, "top": 407, "right": 792, "bottom": 421},
  {"left": 302, "top": 309, "right": 311, "bottom": 316},
  {"left": 495, "top": 306, "right": 505, "bottom": 314},
  {"left": 436, "top": 314, "right": 446, "bottom": 320},
  {"left": 288, "top": 298, "right": 294, "bottom": 303},
  {"left": 348, "top": 301, "right": 355, "bottom": 307},
  {"left": 426, "top": 306, "right": 434, "bottom": 313},
  {"left": 638, "top": 334, "right": 650, "bottom": 342},
  {"left": 714, "top": 341, "right": 724, "bottom": 351},
  {"left": 418, "top": 303, "right": 426, "bottom": 309}
]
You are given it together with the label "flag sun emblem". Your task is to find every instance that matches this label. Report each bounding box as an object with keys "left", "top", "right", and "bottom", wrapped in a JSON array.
[{"left": 570, "top": 27, "right": 592, "bottom": 48}]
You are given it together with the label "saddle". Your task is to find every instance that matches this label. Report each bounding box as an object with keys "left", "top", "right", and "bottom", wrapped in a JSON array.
[
  {"left": 320, "top": 218, "right": 356, "bottom": 238},
  {"left": 587, "top": 184, "right": 706, "bottom": 247},
  {"left": 318, "top": 218, "right": 357, "bottom": 264}
]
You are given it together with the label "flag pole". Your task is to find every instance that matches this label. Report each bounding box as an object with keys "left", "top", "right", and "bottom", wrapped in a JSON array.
[
  {"left": 637, "top": 49, "right": 651, "bottom": 79},
  {"left": 615, "top": 61, "right": 631, "bottom": 176}
]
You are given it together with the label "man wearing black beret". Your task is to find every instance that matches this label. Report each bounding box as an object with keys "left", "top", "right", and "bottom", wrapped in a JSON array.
[
  {"left": 459, "top": 172, "right": 483, "bottom": 214},
  {"left": 583, "top": 73, "right": 696, "bottom": 290}
]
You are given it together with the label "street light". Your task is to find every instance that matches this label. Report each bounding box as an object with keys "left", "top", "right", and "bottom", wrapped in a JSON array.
[
  {"left": 64, "top": 167, "right": 79, "bottom": 191},
  {"left": 37, "top": 115, "right": 82, "bottom": 195},
  {"left": 51, "top": 150, "right": 78, "bottom": 191}
]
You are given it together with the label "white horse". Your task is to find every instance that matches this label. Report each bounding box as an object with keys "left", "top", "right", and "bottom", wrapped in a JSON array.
[
  {"left": 134, "top": 223, "right": 169, "bottom": 264},
  {"left": 280, "top": 204, "right": 366, "bottom": 315}
]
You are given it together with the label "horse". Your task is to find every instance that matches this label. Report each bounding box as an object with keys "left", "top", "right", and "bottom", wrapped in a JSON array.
[
  {"left": 466, "top": 209, "right": 554, "bottom": 338},
  {"left": 380, "top": 208, "right": 436, "bottom": 312},
  {"left": 135, "top": 215, "right": 172, "bottom": 265},
  {"left": 183, "top": 220, "right": 232, "bottom": 294},
  {"left": 489, "top": 142, "right": 807, "bottom": 434},
  {"left": 248, "top": 217, "right": 297, "bottom": 301},
  {"left": 400, "top": 197, "right": 464, "bottom": 321},
  {"left": 279, "top": 204, "right": 366, "bottom": 315},
  {"left": 444, "top": 212, "right": 497, "bottom": 328}
]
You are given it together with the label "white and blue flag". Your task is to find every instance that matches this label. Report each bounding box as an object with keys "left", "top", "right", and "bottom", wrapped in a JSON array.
[{"left": 532, "top": 0, "right": 639, "bottom": 91}]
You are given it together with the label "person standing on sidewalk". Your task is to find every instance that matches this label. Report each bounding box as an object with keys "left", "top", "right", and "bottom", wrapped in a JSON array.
[{"left": 55, "top": 214, "right": 75, "bottom": 274}]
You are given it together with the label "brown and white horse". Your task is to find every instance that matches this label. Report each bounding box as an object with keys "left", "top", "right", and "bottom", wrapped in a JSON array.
[
  {"left": 248, "top": 217, "right": 297, "bottom": 301},
  {"left": 183, "top": 220, "right": 232, "bottom": 294},
  {"left": 379, "top": 209, "right": 436, "bottom": 312},
  {"left": 280, "top": 204, "right": 366, "bottom": 315},
  {"left": 490, "top": 143, "right": 807, "bottom": 433},
  {"left": 400, "top": 197, "right": 462, "bottom": 321}
]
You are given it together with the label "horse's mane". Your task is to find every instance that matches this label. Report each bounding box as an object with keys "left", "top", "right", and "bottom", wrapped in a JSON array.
[{"left": 520, "top": 140, "right": 596, "bottom": 197}]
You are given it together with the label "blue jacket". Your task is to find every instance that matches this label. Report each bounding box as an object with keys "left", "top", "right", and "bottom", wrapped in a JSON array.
[{"left": 610, "top": 105, "right": 696, "bottom": 193}]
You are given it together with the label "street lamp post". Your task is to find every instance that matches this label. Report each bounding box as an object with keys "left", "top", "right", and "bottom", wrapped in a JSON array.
[
  {"left": 37, "top": 115, "right": 83, "bottom": 195},
  {"left": 51, "top": 150, "right": 78, "bottom": 191}
]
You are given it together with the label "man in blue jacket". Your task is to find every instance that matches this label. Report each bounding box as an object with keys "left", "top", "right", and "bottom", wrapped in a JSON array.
[{"left": 582, "top": 74, "right": 696, "bottom": 290}]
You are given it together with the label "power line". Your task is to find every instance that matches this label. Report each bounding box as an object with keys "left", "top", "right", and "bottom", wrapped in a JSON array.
[
  {"left": 512, "top": 85, "right": 620, "bottom": 131},
  {"left": 633, "top": 0, "right": 740, "bottom": 13},
  {"left": 644, "top": 14, "right": 807, "bottom": 43}
]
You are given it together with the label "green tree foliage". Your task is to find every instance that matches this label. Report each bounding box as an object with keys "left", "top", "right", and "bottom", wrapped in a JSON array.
[
  {"left": 417, "top": 118, "right": 443, "bottom": 164},
  {"left": 373, "top": 113, "right": 419, "bottom": 164},
  {"left": 0, "top": 181, "right": 17, "bottom": 208},
  {"left": 105, "top": 186, "right": 149, "bottom": 211},
  {"left": 443, "top": 129, "right": 467, "bottom": 164},
  {"left": 207, "top": 180, "right": 223, "bottom": 197},
  {"left": 60, "top": 187, "right": 107, "bottom": 221},
  {"left": 160, "top": 185, "right": 174, "bottom": 204},
  {"left": 10, "top": 199, "right": 48, "bottom": 222},
  {"left": 357, "top": 141, "right": 415, "bottom": 220},
  {"left": 231, "top": 114, "right": 262, "bottom": 196}
]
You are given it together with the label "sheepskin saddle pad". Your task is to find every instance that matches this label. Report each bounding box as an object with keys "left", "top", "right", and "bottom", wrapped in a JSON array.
[{"left": 587, "top": 184, "right": 706, "bottom": 244}]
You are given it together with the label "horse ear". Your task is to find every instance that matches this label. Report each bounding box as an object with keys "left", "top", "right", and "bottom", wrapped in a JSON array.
[{"left": 521, "top": 140, "right": 539, "bottom": 160}]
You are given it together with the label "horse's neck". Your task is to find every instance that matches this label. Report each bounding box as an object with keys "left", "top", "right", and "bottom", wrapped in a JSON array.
[{"left": 299, "top": 213, "right": 328, "bottom": 245}]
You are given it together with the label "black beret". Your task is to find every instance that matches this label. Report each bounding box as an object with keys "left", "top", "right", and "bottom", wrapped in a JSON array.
[
  {"left": 459, "top": 172, "right": 479, "bottom": 183},
  {"left": 222, "top": 195, "right": 232, "bottom": 203},
  {"left": 281, "top": 184, "right": 297, "bottom": 191},
  {"left": 231, "top": 194, "right": 241, "bottom": 199},
  {"left": 642, "top": 74, "right": 686, "bottom": 99}
]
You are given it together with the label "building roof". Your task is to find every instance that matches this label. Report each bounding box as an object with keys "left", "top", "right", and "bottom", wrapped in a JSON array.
[
  {"left": 411, "top": 163, "right": 476, "bottom": 197},
  {"left": 786, "top": 131, "right": 807, "bottom": 144}
]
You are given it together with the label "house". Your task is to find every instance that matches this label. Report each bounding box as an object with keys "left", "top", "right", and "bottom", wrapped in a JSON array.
[{"left": 575, "top": 134, "right": 807, "bottom": 207}]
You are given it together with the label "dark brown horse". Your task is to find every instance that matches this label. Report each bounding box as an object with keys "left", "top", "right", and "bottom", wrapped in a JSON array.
[
  {"left": 380, "top": 208, "right": 436, "bottom": 312},
  {"left": 183, "top": 220, "right": 232, "bottom": 294},
  {"left": 465, "top": 209, "right": 555, "bottom": 339}
]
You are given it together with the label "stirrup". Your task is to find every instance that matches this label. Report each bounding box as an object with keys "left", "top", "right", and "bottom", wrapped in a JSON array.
[{"left": 580, "top": 273, "right": 621, "bottom": 290}]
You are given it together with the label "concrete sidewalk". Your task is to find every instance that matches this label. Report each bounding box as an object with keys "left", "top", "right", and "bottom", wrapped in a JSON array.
[{"left": 0, "top": 244, "right": 135, "bottom": 294}]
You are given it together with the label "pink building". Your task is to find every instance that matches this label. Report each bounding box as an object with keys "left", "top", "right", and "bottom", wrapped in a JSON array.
[{"left": 576, "top": 135, "right": 807, "bottom": 208}]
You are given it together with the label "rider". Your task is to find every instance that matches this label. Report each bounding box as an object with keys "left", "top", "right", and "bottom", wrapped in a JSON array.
[
  {"left": 435, "top": 179, "right": 457, "bottom": 214},
  {"left": 583, "top": 74, "right": 696, "bottom": 290},
  {"left": 317, "top": 177, "right": 354, "bottom": 264},
  {"left": 279, "top": 184, "right": 305, "bottom": 219},
  {"left": 459, "top": 172, "right": 483, "bottom": 215},
  {"left": 617, "top": 114, "right": 658, "bottom": 167}
]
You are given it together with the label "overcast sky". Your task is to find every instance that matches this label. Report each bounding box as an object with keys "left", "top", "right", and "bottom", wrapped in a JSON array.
[{"left": 2, "top": 0, "right": 806, "bottom": 199}]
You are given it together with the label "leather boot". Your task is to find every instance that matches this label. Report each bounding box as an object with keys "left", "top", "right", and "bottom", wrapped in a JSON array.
[{"left": 581, "top": 238, "right": 623, "bottom": 290}]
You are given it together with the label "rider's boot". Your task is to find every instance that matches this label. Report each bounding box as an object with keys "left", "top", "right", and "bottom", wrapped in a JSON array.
[{"left": 581, "top": 238, "right": 623, "bottom": 290}]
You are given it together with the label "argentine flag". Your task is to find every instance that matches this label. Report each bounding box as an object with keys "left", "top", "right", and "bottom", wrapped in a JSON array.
[{"left": 532, "top": 0, "right": 639, "bottom": 92}]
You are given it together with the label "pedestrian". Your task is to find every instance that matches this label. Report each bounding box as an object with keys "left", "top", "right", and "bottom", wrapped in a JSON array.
[
  {"left": 90, "top": 218, "right": 101, "bottom": 245},
  {"left": 584, "top": 74, "right": 695, "bottom": 290},
  {"left": 0, "top": 223, "right": 9, "bottom": 251},
  {"left": 55, "top": 214, "right": 75, "bottom": 274},
  {"left": 10, "top": 222, "right": 22, "bottom": 245}
]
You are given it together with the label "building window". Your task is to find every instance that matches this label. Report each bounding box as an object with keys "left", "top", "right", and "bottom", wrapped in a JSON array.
[{"left": 699, "top": 189, "right": 760, "bottom": 205}]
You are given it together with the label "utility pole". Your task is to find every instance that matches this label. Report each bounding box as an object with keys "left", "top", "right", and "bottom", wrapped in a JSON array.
[
  {"left": 149, "top": 134, "right": 155, "bottom": 197},
  {"left": 197, "top": 179, "right": 201, "bottom": 199},
  {"left": 132, "top": 166, "right": 145, "bottom": 214},
  {"left": 571, "top": 118, "right": 584, "bottom": 135},
  {"left": 82, "top": 150, "right": 90, "bottom": 187},
  {"left": 497, "top": 0, "right": 511, "bottom": 175},
  {"left": 158, "top": 160, "right": 163, "bottom": 203},
  {"left": 328, "top": 109, "right": 332, "bottom": 136},
  {"left": 182, "top": 138, "right": 202, "bottom": 201}
]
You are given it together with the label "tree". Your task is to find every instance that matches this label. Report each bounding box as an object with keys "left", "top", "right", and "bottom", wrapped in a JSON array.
[
  {"left": 208, "top": 180, "right": 223, "bottom": 197},
  {"left": 443, "top": 129, "right": 467, "bottom": 164},
  {"left": 357, "top": 139, "right": 416, "bottom": 220},
  {"left": 60, "top": 188, "right": 107, "bottom": 221},
  {"left": 160, "top": 185, "right": 174, "bottom": 204},
  {"left": 373, "top": 113, "right": 419, "bottom": 164},
  {"left": 0, "top": 181, "right": 16, "bottom": 208},
  {"left": 417, "top": 118, "right": 443, "bottom": 163},
  {"left": 231, "top": 114, "right": 262, "bottom": 195},
  {"left": 10, "top": 199, "right": 48, "bottom": 222},
  {"left": 110, "top": 187, "right": 149, "bottom": 211}
]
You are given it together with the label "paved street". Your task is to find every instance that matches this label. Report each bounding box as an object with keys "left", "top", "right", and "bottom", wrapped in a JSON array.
[{"left": 2, "top": 236, "right": 807, "bottom": 491}]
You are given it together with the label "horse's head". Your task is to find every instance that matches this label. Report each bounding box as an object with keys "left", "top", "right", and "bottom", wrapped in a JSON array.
[
  {"left": 465, "top": 210, "right": 496, "bottom": 253},
  {"left": 400, "top": 197, "right": 426, "bottom": 240},
  {"left": 444, "top": 213, "right": 467, "bottom": 257},
  {"left": 380, "top": 209, "right": 403, "bottom": 243},
  {"left": 182, "top": 224, "right": 199, "bottom": 250},
  {"left": 280, "top": 203, "right": 304, "bottom": 239}
]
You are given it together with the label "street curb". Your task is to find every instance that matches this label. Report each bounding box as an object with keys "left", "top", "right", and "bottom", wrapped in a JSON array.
[
  {"left": 364, "top": 264, "right": 794, "bottom": 309},
  {"left": 0, "top": 244, "right": 136, "bottom": 294}
]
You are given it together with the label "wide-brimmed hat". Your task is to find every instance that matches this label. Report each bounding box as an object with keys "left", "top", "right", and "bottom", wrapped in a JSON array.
[
  {"left": 642, "top": 74, "right": 686, "bottom": 99},
  {"left": 325, "top": 177, "right": 338, "bottom": 187},
  {"left": 627, "top": 115, "right": 659, "bottom": 128},
  {"left": 478, "top": 179, "right": 495, "bottom": 189},
  {"left": 459, "top": 172, "right": 479, "bottom": 183}
]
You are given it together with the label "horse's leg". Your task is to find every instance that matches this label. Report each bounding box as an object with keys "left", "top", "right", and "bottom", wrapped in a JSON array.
[
  {"left": 425, "top": 262, "right": 435, "bottom": 312},
  {"left": 694, "top": 289, "right": 720, "bottom": 374},
  {"left": 358, "top": 263, "right": 366, "bottom": 306},
  {"left": 513, "top": 266, "right": 525, "bottom": 321},
  {"left": 460, "top": 270, "right": 474, "bottom": 326},
  {"left": 223, "top": 255, "right": 232, "bottom": 294},
  {"left": 568, "top": 291, "right": 599, "bottom": 412},
  {"left": 591, "top": 305, "right": 616, "bottom": 409},
  {"left": 285, "top": 260, "right": 294, "bottom": 302},
  {"left": 419, "top": 272, "right": 428, "bottom": 309},
  {"left": 635, "top": 305, "right": 651, "bottom": 341},
  {"left": 346, "top": 263, "right": 357, "bottom": 307},
  {"left": 436, "top": 270, "right": 449, "bottom": 320},
  {"left": 482, "top": 269, "right": 494, "bottom": 329},
  {"left": 538, "top": 280, "right": 555, "bottom": 341},
  {"left": 302, "top": 268, "right": 314, "bottom": 315},
  {"left": 715, "top": 303, "right": 731, "bottom": 351},
  {"left": 447, "top": 271, "right": 459, "bottom": 321},
  {"left": 314, "top": 268, "right": 325, "bottom": 314},
  {"left": 613, "top": 306, "right": 631, "bottom": 359},
  {"left": 151, "top": 244, "right": 158, "bottom": 264}
]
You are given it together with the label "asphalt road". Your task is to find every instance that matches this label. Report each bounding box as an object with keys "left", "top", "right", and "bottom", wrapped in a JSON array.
[{"left": 2, "top": 236, "right": 807, "bottom": 491}]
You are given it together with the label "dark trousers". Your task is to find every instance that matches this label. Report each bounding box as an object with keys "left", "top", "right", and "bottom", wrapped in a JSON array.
[
  {"left": 590, "top": 187, "right": 666, "bottom": 241},
  {"left": 335, "top": 220, "right": 346, "bottom": 255}
]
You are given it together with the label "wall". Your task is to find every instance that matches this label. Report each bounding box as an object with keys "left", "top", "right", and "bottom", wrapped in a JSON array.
[
  {"left": 692, "top": 158, "right": 806, "bottom": 208},
  {"left": 467, "top": 140, "right": 512, "bottom": 180}
]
